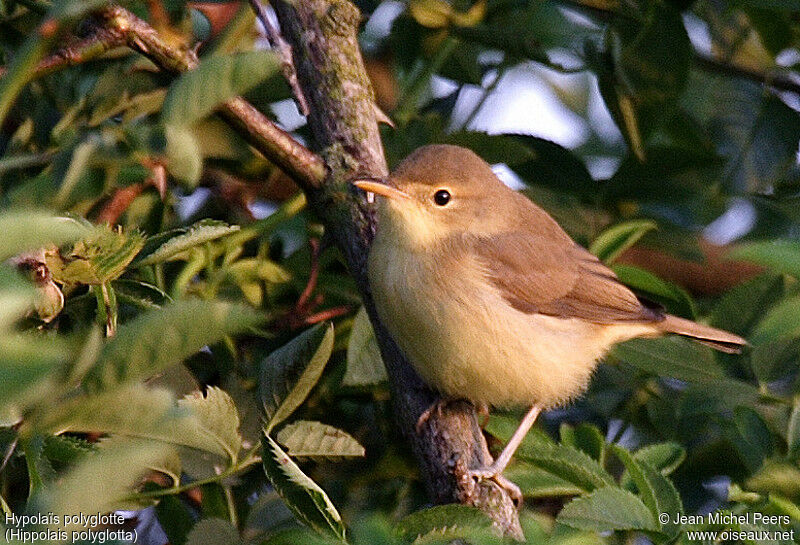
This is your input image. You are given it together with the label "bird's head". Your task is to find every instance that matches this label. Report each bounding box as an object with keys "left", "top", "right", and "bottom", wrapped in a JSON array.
[{"left": 354, "top": 145, "right": 514, "bottom": 249}]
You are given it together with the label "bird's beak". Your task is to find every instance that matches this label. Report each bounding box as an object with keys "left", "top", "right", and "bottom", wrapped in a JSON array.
[{"left": 353, "top": 179, "right": 412, "bottom": 203}]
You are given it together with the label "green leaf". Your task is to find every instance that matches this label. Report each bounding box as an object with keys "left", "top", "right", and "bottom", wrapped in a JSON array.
[
  {"left": 343, "top": 307, "right": 387, "bottom": 386},
  {"left": 185, "top": 518, "right": 244, "bottom": 545},
  {"left": 276, "top": 420, "right": 365, "bottom": 460},
  {"left": 0, "top": 212, "right": 88, "bottom": 261},
  {"left": 632, "top": 442, "right": 686, "bottom": 476},
  {"left": 598, "top": 2, "right": 691, "bottom": 153},
  {"left": 610, "top": 444, "right": 683, "bottom": 537},
  {"left": 113, "top": 279, "right": 172, "bottom": 309},
  {"left": 47, "top": 439, "right": 171, "bottom": 530},
  {"left": 751, "top": 295, "right": 800, "bottom": 345},
  {"left": 163, "top": 51, "right": 280, "bottom": 127},
  {"left": 30, "top": 384, "right": 231, "bottom": 458},
  {"left": 729, "top": 406, "right": 774, "bottom": 472},
  {"left": 165, "top": 125, "right": 203, "bottom": 187},
  {"left": 135, "top": 219, "right": 240, "bottom": 267},
  {"left": 613, "top": 336, "right": 720, "bottom": 382},
  {"left": 504, "top": 462, "right": 583, "bottom": 498},
  {"left": 442, "top": 132, "right": 536, "bottom": 167},
  {"left": 512, "top": 136, "right": 596, "bottom": 196},
  {"left": 46, "top": 225, "right": 145, "bottom": 285},
  {"left": 557, "top": 486, "right": 658, "bottom": 532},
  {"left": 711, "top": 273, "right": 784, "bottom": 336},
  {"left": 0, "top": 335, "right": 70, "bottom": 416},
  {"left": 178, "top": 387, "right": 243, "bottom": 462},
  {"left": 85, "top": 300, "right": 260, "bottom": 390},
  {"left": 43, "top": 434, "right": 95, "bottom": 464},
  {"left": 788, "top": 399, "right": 800, "bottom": 459},
  {"left": 155, "top": 494, "right": 195, "bottom": 545},
  {"left": 515, "top": 441, "right": 616, "bottom": 492},
  {"left": 612, "top": 264, "right": 697, "bottom": 318},
  {"left": 559, "top": 423, "right": 605, "bottom": 462},
  {"left": 259, "top": 323, "right": 335, "bottom": 433},
  {"left": 589, "top": 220, "right": 657, "bottom": 264},
  {"left": 261, "top": 433, "right": 346, "bottom": 542},
  {"left": 728, "top": 241, "right": 800, "bottom": 279},
  {"left": 395, "top": 504, "right": 495, "bottom": 543}
]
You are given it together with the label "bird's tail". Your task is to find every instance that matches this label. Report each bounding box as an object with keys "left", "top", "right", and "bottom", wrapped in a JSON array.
[{"left": 657, "top": 315, "right": 747, "bottom": 354}]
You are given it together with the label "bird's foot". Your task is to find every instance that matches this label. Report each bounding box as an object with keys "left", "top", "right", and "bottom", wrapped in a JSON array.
[{"left": 467, "top": 466, "right": 523, "bottom": 508}]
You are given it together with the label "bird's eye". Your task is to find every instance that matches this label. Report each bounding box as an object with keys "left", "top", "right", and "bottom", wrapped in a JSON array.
[{"left": 433, "top": 189, "right": 451, "bottom": 206}]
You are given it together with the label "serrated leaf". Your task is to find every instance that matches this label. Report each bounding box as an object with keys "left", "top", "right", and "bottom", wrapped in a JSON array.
[
  {"left": 178, "top": 387, "right": 243, "bottom": 462},
  {"left": 185, "top": 518, "right": 244, "bottom": 545},
  {"left": 46, "top": 225, "right": 145, "bottom": 285},
  {"left": 43, "top": 434, "right": 95, "bottom": 464},
  {"left": 557, "top": 486, "right": 658, "bottom": 532},
  {"left": 615, "top": 336, "right": 697, "bottom": 377},
  {"left": 396, "top": 504, "right": 494, "bottom": 542},
  {"left": 47, "top": 440, "right": 171, "bottom": 531},
  {"left": 343, "top": 307, "right": 387, "bottom": 386},
  {"left": 84, "top": 300, "right": 260, "bottom": 391},
  {"left": 515, "top": 441, "right": 616, "bottom": 492},
  {"left": 30, "top": 384, "right": 230, "bottom": 458},
  {"left": 113, "top": 279, "right": 172, "bottom": 309},
  {"left": 559, "top": 423, "right": 605, "bottom": 462},
  {"left": 276, "top": 420, "right": 364, "bottom": 460},
  {"left": 610, "top": 444, "right": 683, "bottom": 537},
  {"left": 135, "top": 219, "right": 240, "bottom": 266},
  {"left": 0, "top": 212, "right": 89, "bottom": 261},
  {"left": 262, "top": 433, "right": 346, "bottom": 541},
  {"left": 504, "top": 462, "right": 583, "bottom": 498},
  {"left": 259, "top": 323, "right": 334, "bottom": 433},
  {"left": 163, "top": 51, "right": 280, "bottom": 127}
]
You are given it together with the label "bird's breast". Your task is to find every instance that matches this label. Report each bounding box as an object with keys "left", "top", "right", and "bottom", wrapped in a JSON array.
[{"left": 366, "top": 235, "right": 654, "bottom": 407}]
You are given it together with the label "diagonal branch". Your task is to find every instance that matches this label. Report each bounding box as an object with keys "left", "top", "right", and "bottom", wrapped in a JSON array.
[
  {"left": 94, "top": 5, "right": 326, "bottom": 191},
  {"left": 247, "top": 0, "right": 309, "bottom": 115}
]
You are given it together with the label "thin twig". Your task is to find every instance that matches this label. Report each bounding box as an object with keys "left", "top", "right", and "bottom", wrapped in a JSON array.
[
  {"left": 0, "top": 25, "right": 126, "bottom": 79},
  {"left": 247, "top": 0, "right": 309, "bottom": 116},
  {"left": 295, "top": 238, "right": 320, "bottom": 311},
  {"left": 96, "top": 183, "right": 144, "bottom": 225},
  {"left": 695, "top": 53, "right": 800, "bottom": 95}
]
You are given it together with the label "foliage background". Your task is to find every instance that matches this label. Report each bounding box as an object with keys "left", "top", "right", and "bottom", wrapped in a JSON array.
[{"left": 1, "top": 0, "right": 800, "bottom": 543}]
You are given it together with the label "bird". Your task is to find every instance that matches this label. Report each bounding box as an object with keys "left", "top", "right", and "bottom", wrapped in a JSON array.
[{"left": 353, "top": 144, "right": 746, "bottom": 502}]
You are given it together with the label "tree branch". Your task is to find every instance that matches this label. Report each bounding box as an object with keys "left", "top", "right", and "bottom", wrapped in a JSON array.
[
  {"left": 271, "top": 0, "right": 522, "bottom": 538},
  {"left": 0, "top": 26, "right": 126, "bottom": 80},
  {"left": 95, "top": 5, "right": 327, "bottom": 191}
]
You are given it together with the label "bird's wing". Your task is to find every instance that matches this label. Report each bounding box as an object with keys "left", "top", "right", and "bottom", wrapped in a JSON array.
[{"left": 471, "top": 232, "right": 662, "bottom": 323}]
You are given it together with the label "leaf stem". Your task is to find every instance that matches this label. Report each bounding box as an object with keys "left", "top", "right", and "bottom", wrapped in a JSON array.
[{"left": 127, "top": 451, "right": 261, "bottom": 501}]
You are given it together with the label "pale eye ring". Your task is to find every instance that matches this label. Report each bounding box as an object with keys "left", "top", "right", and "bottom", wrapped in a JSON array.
[{"left": 433, "top": 189, "right": 451, "bottom": 206}]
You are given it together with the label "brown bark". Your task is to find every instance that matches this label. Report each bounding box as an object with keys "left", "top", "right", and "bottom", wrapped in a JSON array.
[{"left": 271, "top": 0, "right": 522, "bottom": 537}]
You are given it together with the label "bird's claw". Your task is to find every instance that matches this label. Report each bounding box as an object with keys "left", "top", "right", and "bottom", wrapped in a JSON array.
[{"left": 467, "top": 467, "right": 523, "bottom": 508}]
